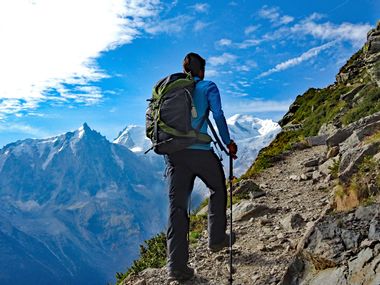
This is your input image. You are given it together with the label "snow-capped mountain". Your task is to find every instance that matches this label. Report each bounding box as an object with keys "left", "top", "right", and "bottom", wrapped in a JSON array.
[
  {"left": 0, "top": 124, "right": 167, "bottom": 285},
  {"left": 114, "top": 125, "right": 152, "bottom": 153},
  {"left": 114, "top": 114, "right": 281, "bottom": 176},
  {"left": 226, "top": 114, "right": 281, "bottom": 175}
]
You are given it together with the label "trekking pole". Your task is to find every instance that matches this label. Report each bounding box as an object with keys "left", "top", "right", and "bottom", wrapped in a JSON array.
[{"left": 228, "top": 153, "right": 234, "bottom": 285}]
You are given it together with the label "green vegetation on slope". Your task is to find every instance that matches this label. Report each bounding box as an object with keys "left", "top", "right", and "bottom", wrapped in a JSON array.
[
  {"left": 244, "top": 44, "right": 380, "bottom": 178},
  {"left": 116, "top": 233, "right": 167, "bottom": 284},
  {"left": 342, "top": 84, "right": 380, "bottom": 125}
]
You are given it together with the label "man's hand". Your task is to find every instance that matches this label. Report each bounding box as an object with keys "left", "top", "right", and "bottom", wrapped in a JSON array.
[{"left": 227, "top": 140, "right": 238, "bottom": 159}]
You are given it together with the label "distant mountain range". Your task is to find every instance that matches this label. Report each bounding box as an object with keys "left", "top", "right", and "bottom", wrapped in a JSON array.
[
  {"left": 0, "top": 123, "right": 167, "bottom": 285},
  {"left": 0, "top": 115, "right": 280, "bottom": 284}
]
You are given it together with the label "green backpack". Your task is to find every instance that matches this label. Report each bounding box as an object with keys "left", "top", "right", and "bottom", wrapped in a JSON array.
[{"left": 145, "top": 73, "right": 211, "bottom": 155}]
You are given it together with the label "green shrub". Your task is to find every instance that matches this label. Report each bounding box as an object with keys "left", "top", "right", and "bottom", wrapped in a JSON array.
[
  {"left": 342, "top": 85, "right": 380, "bottom": 125},
  {"left": 243, "top": 130, "right": 301, "bottom": 177},
  {"left": 116, "top": 233, "right": 167, "bottom": 284}
]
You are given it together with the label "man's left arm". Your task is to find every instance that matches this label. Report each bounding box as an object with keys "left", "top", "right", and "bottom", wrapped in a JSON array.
[{"left": 206, "top": 82, "right": 231, "bottom": 145}]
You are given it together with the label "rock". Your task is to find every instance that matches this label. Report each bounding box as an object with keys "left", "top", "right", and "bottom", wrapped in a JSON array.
[
  {"left": 318, "top": 123, "right": 339, "bottom": 137},
  {"left": 289, "top": 175, "right": 301, "bottom": 181},
  {"left": 326, "top": 146, "right": 340, "bottom": 159},
  {"left": 326, "top": 128, "right": 353, "bottom": 147},
  {"left": 134, "top": 280, "right": 146, "bottom": 285},
  {"left": 249, "top": 190, "right": 266, "bottom": 199},
  {"left": 348, "top": 248, "right": 373, "bottom": 281},
  {"left": 312, "top": 170, "right": 322, "bottom": 180},
  {"left": 319, "top": 158, "right": 336, "bottom": 176},
  {"left": 323, "top": 174, "right": 332, "bottom": 183},
  {"left": 369, "top": 219, "right": 380, "bottom": 240},
  {"left": 303, "top": 158, "right": 320, "bottom": 168},
  {"left": 232, "top": 179, "right": 261, "bottom": 196},
  {"left": 339, "top": 142, "right": 380, "bottom": 183},
  {"left": 300, "top": 174, "right": 309, "bottom": 181},
  {"left": 309, "top": 267, "right": 347, "bottom": 285},
  {"left": 307, "top": 135, "right": 328, "bottom": 146},
  {"left": 340, "top": 121, "right": 380, "bottom": 154},
  {"left": 341, "top": 229, "right": 360, "bottom": 250},
  {"left": 279, "top": 112, "right": 295, "bottom": 127},
  {"left": 355, "top": 121, "right": 380, "bottom": 140},
  {"left": 280, "top": 213, "right": 305, "bottom": 231},
  {"left": 354, "top": 204, "right": 380, "bottom": 220},
  {"left": 233, "top": 201, "right": 275, "bottom": 222},
  {"left": 326, "top": 111, "right": 380, "bottom": 147},
  {"left": 368, "top": 23, "right": 380, "bottom": 54},
  {"left": 374, "top": 151, "right": 380, "bottom": 162},
  {"left": 340, "top": 84, "right": 365, "bottom": 101},
  {"left": 280, "top": 255, "right": 305, "bottom": 285},
  {"left": 289, "top": 102, "right": 300, "bottom": 113},
  {"left": 259, "top": 183, "right": 269, "bottom": 189}
]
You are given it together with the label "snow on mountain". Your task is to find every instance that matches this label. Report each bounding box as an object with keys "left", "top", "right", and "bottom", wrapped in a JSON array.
[
  {"left": 114, "top": 125, "right": 152, "bottom": 153},
  {"left": 114, "top": 114, "right": 281, "bottom": 203},
  {"left": 0, "top": 124, "right": 168, "bottom": 285},
  {"left": 115, "top": 114, "right": 281, "bottom": 176},
  {"left": 226, "top": 114, "right": 281, "bottom": 175}
]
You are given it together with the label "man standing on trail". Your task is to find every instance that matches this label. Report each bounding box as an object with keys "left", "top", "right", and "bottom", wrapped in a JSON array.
[{"left": 166, "top": 52, "right": 238, "bottom": 281}]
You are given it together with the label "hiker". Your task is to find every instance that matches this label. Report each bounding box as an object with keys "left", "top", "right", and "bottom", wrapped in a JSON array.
[{"left": 165, "top": 52, "right": 238, "bottom": 281}]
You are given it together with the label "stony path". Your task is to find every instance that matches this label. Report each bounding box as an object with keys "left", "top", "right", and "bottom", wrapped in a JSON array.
[{"left": 123, "top": 145, "right": 333, "bottom": 285}]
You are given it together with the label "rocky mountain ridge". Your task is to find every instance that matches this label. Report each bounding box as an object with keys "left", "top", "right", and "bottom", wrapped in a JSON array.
[
  {"left": 0, "top": 123, "right": 167, "bottom": 285},
  {"left": 118, "top": 21, "right": 380, "bottom": 285}
]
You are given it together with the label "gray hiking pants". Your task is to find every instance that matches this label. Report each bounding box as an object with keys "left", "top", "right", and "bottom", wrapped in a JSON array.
[{"left": 165, "top": 149, "right": 227, "bottom": 271}]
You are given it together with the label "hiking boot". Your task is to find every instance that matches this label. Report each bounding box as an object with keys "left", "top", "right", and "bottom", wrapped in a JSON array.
[
  {"left": 209, "top": 232, "right": 236, "bottom": 252},
  {"left": 168, "top": 266, "right": 194, "bottom": 281}
]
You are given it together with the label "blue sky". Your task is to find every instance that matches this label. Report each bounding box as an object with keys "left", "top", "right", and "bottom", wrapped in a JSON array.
[{"left": 0, "top": 0, "right": 378, "bottom": 148}]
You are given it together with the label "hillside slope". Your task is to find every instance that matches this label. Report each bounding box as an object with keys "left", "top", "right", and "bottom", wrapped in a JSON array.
[{"left": 117, "top": 22, "right": 380, "bottom": 285}]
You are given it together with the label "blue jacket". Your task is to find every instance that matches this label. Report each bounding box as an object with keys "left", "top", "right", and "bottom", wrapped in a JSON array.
[{"left": 188, "top": 77, "right": 231, "bottom": 150}]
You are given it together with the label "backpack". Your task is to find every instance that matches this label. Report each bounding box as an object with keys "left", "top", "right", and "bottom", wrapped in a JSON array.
[{"left": 145, "top": 73, "right": 212, "bottom": 155}]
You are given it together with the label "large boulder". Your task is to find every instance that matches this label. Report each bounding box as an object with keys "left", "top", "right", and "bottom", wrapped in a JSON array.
[
  {"left": 367, "top": 21, "right": 380, "bottom": 54},
  {"left": 339, "top": 142, "right": 380, "bottom": 183},
  {"left": 326, "top": 112, "right": 380, "bottom": 147},
  {"left": 281, "top": 204, "right": 380, "bottom": 285}
]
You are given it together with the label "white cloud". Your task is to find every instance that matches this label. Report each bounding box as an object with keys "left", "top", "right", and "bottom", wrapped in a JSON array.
[
  {"left": 194, "top": 20, "right": 209, "bottom": 32},
  {"left": 0, "top": 0, "right": 160, "bottom": 120},
  {"left": 216, "top": 38, "right": 232, "bottom": 47},
  {"left": 192, "top": 3, "right": 209, "bottom": 13},
  {"left": 235, "top": 60, "right": 258, "bottom": 72},
  {"left": 258, "top": 6, "right": 294, "bottom": 26},
  {"left": 205, "top": 69, "right": 218, "bottom": 78},
  {"left": 244, "top": 25, "right": 259, "bottom": 35},
  {"left": 144, "top": 15, "right": 193, "bottom": 34},
  {"left": 236, "top": 39, "right": 262, "bottom": 49},
  {"left": 305, "top": 13, "right": 325, "bottom": 21},
  {"left": 208, "top": 53, "right": 237, "bottom": 66},
  {"left": 291, "top": 20, "right": 372, "bottom": 47},
  {"left": 225, "top": 99, "right": 292, "bottom": 113},
  {"left": 0, "top": 123, "right": 51, "bottom": 138},
  {"left": 257, "top": 41, "right": 336, "bottom": 78}
]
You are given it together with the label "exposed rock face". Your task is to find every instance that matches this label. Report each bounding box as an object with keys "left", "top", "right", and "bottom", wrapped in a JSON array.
[
  {"left": 367, "top": 22, "right": 380, "bottom": 55},
  {"left": 281, "top": 205, "right": 380, "bottom": 285},
  {"left": 326, "top": 112, "right": 380, "bottom": 147}
]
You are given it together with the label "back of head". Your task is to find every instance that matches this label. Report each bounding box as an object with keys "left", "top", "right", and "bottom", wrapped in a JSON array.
[{"left": 183, "top": 52, "right": 206, "bottom": 78}]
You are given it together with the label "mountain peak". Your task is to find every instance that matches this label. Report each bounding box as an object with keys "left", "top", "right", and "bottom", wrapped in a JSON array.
[{"left": 76, "top": 122, "right": 93, "bottom": 139}]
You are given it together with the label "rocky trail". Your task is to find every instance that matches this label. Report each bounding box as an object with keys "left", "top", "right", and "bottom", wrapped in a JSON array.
[{"left": 122, "top": 145, "right": 335, "bottom": 285}]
